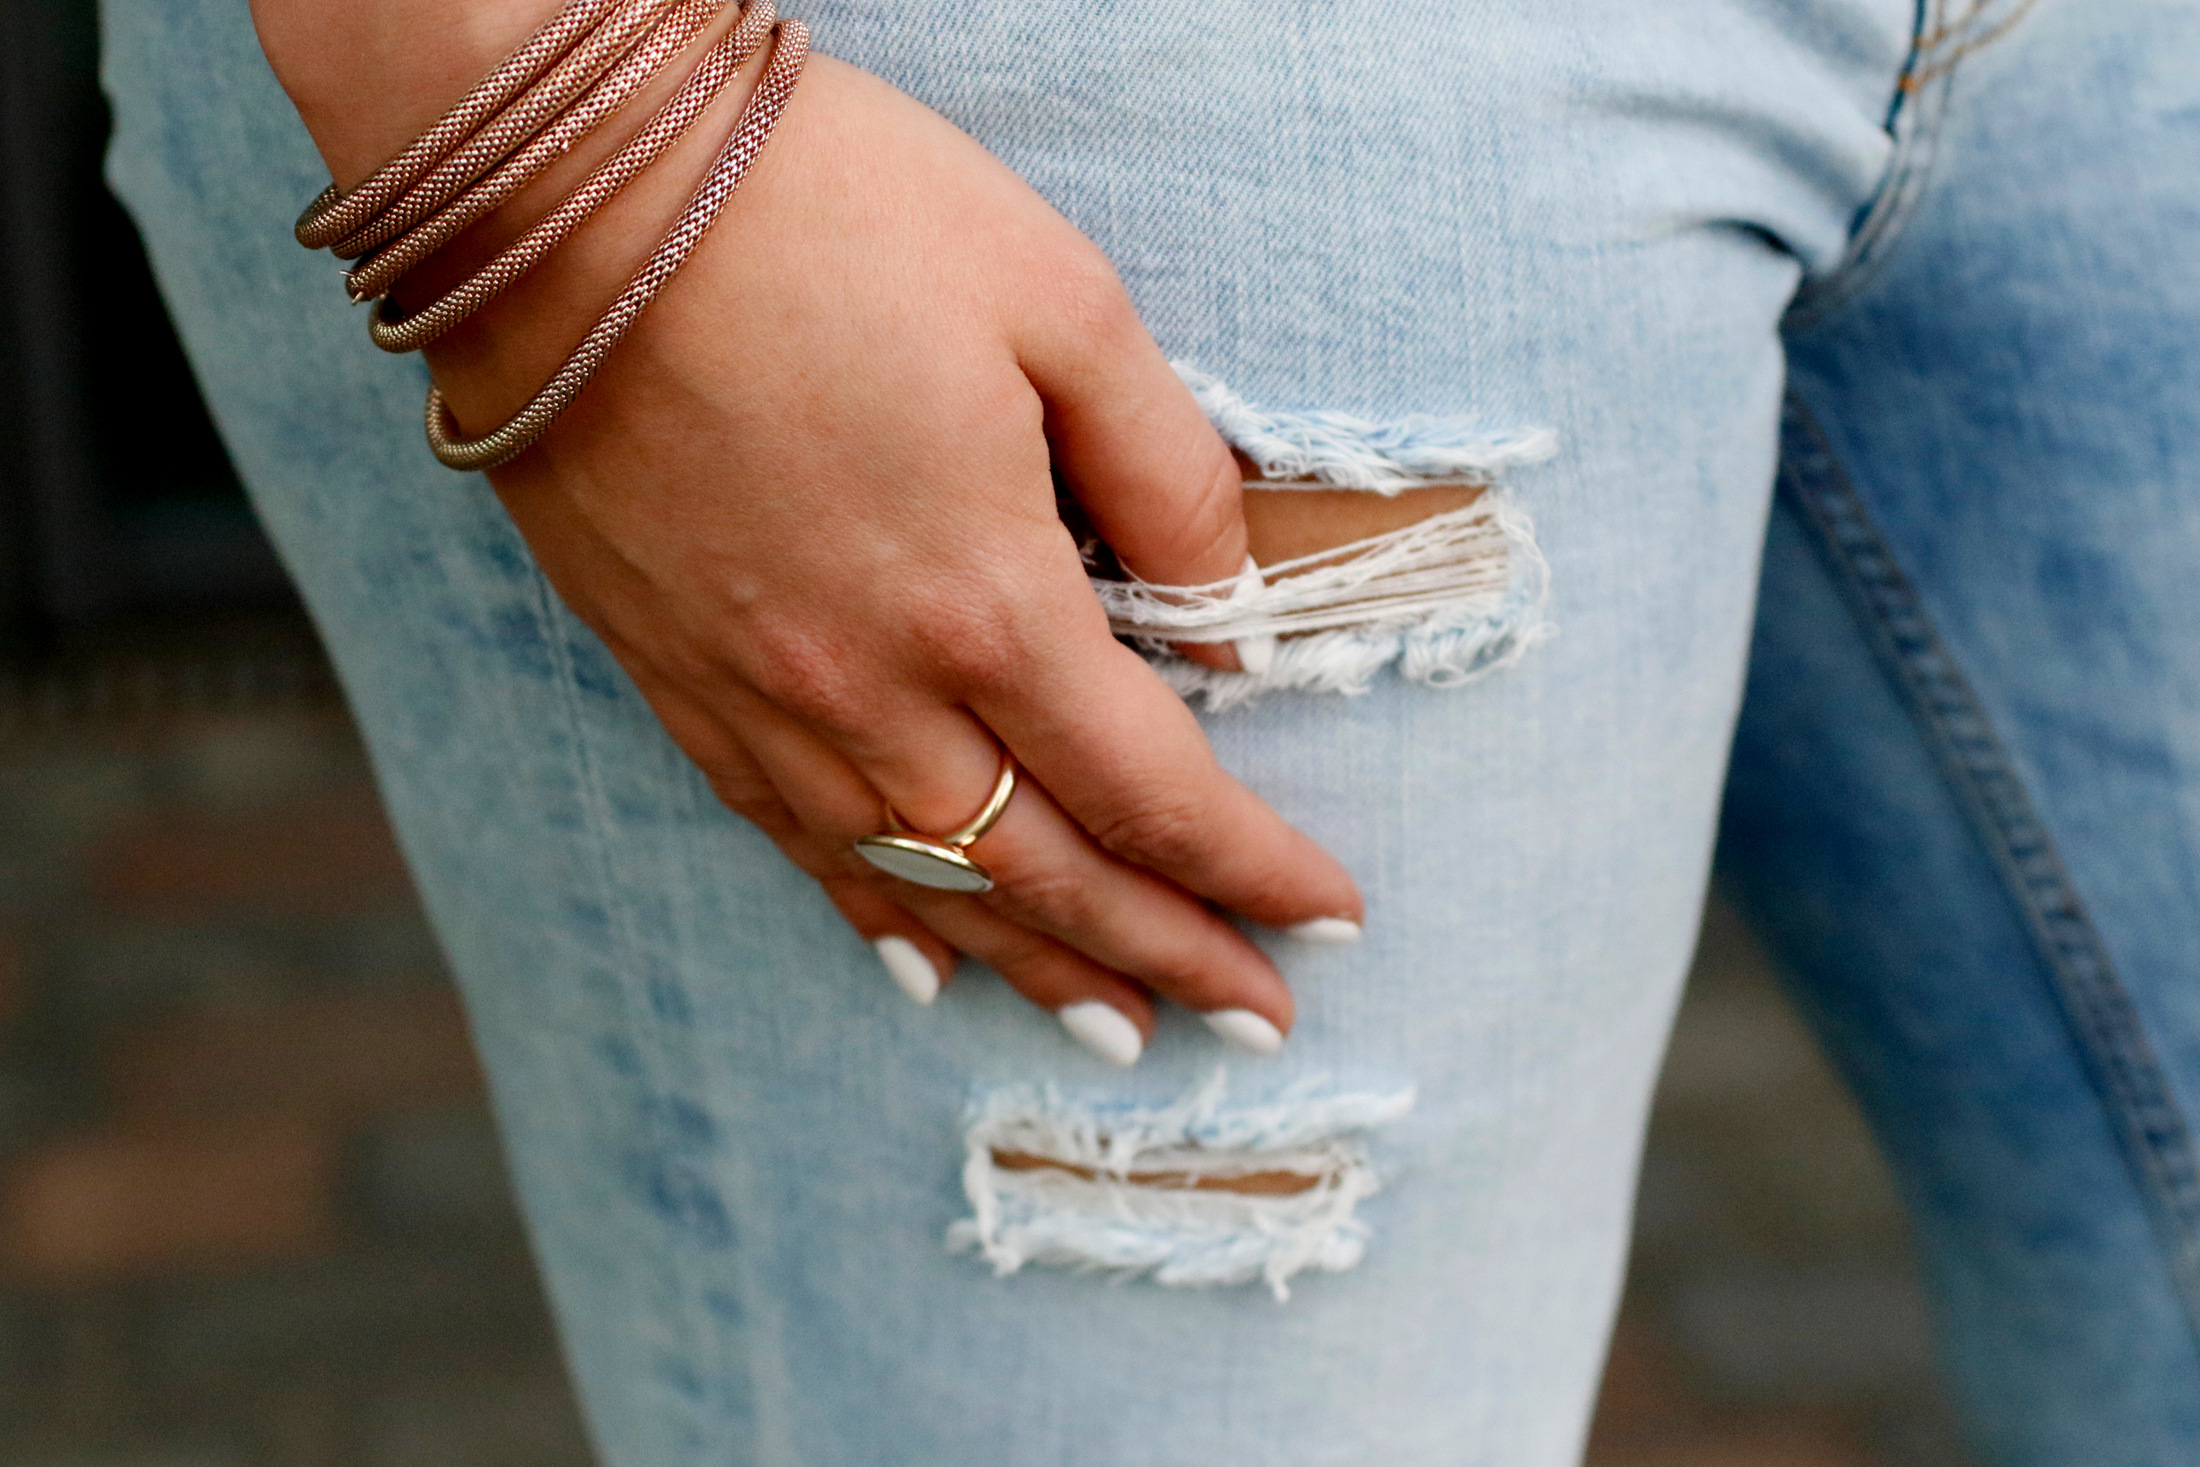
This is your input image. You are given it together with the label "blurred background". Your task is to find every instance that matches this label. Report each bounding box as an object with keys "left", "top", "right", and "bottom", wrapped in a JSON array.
[{"left": 0, "top": 0, "right": 1974, "bottom": 1461}]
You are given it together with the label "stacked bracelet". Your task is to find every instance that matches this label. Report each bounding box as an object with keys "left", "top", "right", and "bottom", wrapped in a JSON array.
[
  {"left": 366, "top": 0, "right": 776, "bottom": 352},
  {"left": 426, "top": 19, "right": 806, "bottom": 470},
  {"left": 294, "top": 0, "right": 806, "bottom": 471},
  {"left": 337, "top": 0, "right": 736, "bottom": 294}
]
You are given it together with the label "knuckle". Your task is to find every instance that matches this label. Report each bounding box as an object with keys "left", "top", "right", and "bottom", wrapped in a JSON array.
[
  {"left": 704, "top": 772, "right": 781, "bottom": 826},
  {"left": 1050, "top": 238, "right": 1119, "bottom": 294},
  {"left": 1092, "top": 792, "right": 1215, "bottom": 872},
  {"left": 985, "top": 861, "right": 1101, "bottom": 931},
  {"left": 650, "top": 630, "right": 740, "bottom": 694},
  {"left": 1163, "top": 454, "right": 1251, "bottom": 576},
  {"left": 908, "top": 587, "right": 1034, "bottom": 695},
  {"left": 737, "top": 619, "right": 871, "bottom": 728},
  {"left": 1040, "top": 248, "right": 1138, "bottom": 341}
]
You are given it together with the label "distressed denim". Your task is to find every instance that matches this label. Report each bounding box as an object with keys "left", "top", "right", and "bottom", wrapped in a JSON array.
[{"left": 97, "top": 0, "right": 2200, "bottom": 1462}]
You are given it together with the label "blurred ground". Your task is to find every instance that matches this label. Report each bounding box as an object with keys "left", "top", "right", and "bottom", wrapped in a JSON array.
[
  {"left": 1585, "top": 899, "right": 1974, "bottom": 1467},
  {"left": 0, "top": 652, "right": 1972, "bottom": 1466}
]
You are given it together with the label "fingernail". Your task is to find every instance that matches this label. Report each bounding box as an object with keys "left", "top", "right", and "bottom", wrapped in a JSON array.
[
  {"left": 1058, "top": 1001, "right": 1143, "bottom": 1067},
  {"left": 1287, "top": 917, "right": 1362, "bottom": 945},
  {"left": 1204, "top": 1008, "right": 1285, "bottom": 1056},
  {"left": 873, "top": 936, "right": 941, "bottom": 1006},
  {"left": 1229, "top": 553, "right": 1277, "bottom": 676}
]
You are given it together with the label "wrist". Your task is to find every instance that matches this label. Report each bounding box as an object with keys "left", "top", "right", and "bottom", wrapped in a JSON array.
[
  {"left": 256, "top": 0, "right": 782, "bottom": 437},
  {"left": 250, "top": 0, "right": 565, "bottom": 186},
  {"left": 421, "top": 41, "right": 788, "bottom": 441}
]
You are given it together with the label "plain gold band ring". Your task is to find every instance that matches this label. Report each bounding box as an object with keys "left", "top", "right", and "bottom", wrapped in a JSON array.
[{"left": 851, "top": 755, "right": 1017, "bottom": 893}]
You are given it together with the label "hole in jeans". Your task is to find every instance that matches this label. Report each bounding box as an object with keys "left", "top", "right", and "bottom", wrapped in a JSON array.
[
  {"left": 1242, "top": 474, "right": 1486, "bottom": 568},
  {"left": 949, "top": 1072, "right": 1414, "bottom": 1300},
  {"left": 1073, "top": 365, "right": 1559, "bottom": 709},
  {"left": 989, "top": 1147, "right": 1323, "bottom": 1196}
]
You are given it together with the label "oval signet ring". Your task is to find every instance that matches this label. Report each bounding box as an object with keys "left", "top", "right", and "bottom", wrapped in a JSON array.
[{"left": 852, "top": 756, "right": 1017, "bottom": 893}]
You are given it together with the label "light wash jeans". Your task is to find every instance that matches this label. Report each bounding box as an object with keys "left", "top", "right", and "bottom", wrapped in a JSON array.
[{"left": 98, "top": 0, "right": 2200, "bottom": 1461}]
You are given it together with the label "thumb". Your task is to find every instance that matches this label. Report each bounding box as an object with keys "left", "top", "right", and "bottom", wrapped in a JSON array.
[{"left": 1018, "top": 281, "right": 1251, "bottom": 673}]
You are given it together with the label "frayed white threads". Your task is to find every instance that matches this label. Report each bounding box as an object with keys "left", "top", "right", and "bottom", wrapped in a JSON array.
[
  {"left": 1099, "top": 500, "right": 1515, "bottom": 643},
  {"left": 1174, "top": 363, "right": 1558, "bottom": 493},
  {"left": 1098, "top": 492, "right": 1551, "bottom": 711},
  {"left": 948, "top": 1072, "right": 1414, "bottom": 1302},
  {"left": 1226, "top": 554, "right": 1278, "bottom": 676},
  {"left": 1113, "top": 366, "right": 1559, "bottom": 707}
]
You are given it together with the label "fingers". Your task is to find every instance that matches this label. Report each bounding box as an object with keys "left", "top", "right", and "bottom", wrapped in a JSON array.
[
  {"left": 818, "top": 877, "right": 958, "bottom": 1006},
  {"left": 807, "top": 788, "right": 1166, "bottom": 1062},
  {"left": 729, "top": 501, "right": 1360, "bottom": 942},
  {"left": 621, "top": 664, "right": 965, "bottom": 1005},
  {"left": 621, "top": 656, "right": 1273, "bottom": 1063},
  {"left": 963, "top": 588, "right": 1364, "bottom": 934},
  {"left": 974, "top": 775, "right": 1296, "bottom": 1029},
  {"left": 887, "top": 894, "right": 1157, "bottom": 1066},
  {"left": 1016, "top": 252, "right": 1248, "bottom": 673},
  {"left": 715, "top": 679, "right": 1299, "bottom": 1037},
  {"left": 1016, "top": 257, "right": 1245, "bottom": 588}
]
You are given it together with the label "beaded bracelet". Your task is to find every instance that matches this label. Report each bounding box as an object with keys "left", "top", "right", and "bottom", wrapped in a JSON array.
[{"left": 293, "top": 0, "right": 807, "bottom": 471}]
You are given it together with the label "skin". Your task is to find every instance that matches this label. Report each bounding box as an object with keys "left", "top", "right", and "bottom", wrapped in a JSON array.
[{"left": 251, "top": 0, "right": 1449, "bottom": 1048}]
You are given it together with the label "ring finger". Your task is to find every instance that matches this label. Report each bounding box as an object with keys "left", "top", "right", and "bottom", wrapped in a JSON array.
[
  {"left": 621, "top": 660, "right": 1197, "bottom": 1060},
  {"left": 715, "top": 683, "right": 1297, "bottom": 1051}
]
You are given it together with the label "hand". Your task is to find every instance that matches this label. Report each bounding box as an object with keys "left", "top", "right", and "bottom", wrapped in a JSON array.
[{"left": 253, "top": 2, "right": 1364, "bottom": 1059}]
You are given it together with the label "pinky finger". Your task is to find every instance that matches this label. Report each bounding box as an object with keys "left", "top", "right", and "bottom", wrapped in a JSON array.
[
  {"left": 821, "top": 876, "right": 961, "bottom": 1006},
  {"left": 889, "top": 893, "right": 1156, "bottom": 1067},
  {"left": 612, "top": 657, "right": 966, "bottom": 1008}
]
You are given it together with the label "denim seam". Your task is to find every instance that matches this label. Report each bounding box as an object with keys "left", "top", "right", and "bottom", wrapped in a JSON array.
[
  {"left": 527, "top": 567, "right": 751, "bottom": 1460},
  {"left": 1788, "top": 0, "right": 2041, "bottom": 329},
  {"left": 1783, "top": 0, "right": 1956, "bottom": 331},
  {"left": 1775, "top": 394, "right": 2200, "bottom": 1347}
]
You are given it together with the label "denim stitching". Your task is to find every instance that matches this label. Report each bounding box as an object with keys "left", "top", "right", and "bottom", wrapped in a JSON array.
[
  {"left": 528, "top": 568, "right": 754, "bottom": 1459},
  {"left": 1783, "top": 0, "right": 1954, "bottom": 330},
  {"left": 1910, "top": 0, "right": 2041, "bottom": 82},
  {"left": 1775, "top": 395, "right": 2200, "bottom": 1343},
  {"left": 1787, "top": 0, "right": 2041, "bottom": 329}
]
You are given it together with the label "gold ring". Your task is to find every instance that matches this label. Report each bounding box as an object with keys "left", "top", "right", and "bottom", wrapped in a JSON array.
[{"left": 852, "top": 755, "right": 1017, "bottom": 893}]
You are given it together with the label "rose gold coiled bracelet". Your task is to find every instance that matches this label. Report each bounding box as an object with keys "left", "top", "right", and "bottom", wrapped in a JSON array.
[{"left": 292, "top": 0, "right": 808, "bottom": 472}]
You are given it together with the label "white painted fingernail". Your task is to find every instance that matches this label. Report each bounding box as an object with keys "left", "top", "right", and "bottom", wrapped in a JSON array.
[
  {"left": 1287, "top": 917, "right": 1363, "bottom": 945},
  {"left": 1228, "top": 553, "right": 1277, "bottom": 676},
  {"left": 1058, "top": 1002, "right": 1143, "bottom": 1067},
  {"left": 1204, "top": 1008, "right": 1285, "bottom": 1056},
  {"left": 873, "top": 936, "right": 940, "bottom": 1006}
]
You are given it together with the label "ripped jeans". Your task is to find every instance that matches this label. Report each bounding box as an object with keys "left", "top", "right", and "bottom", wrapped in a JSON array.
[{"left": 99, "top": 0, "right": 2200, "bottom": 1461}]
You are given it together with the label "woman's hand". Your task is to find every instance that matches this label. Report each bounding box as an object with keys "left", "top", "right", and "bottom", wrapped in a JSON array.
[{"left": 253, "top": 1, "right": 1363, "bottom": 1058}]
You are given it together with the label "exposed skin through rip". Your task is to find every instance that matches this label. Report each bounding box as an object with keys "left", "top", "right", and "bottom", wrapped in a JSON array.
[
  {"left": 990, "top": 1148, "right": 1322, "bottom": 1196},
  {"left": 1242, "top": 482, "right": 1485, "bottom": 570},
  {"left": 1236, "top": 446, "right": 1483, "bottom": 572}
]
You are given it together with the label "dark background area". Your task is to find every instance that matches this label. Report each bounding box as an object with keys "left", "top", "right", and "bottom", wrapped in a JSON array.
[
  {"left": 0, "top": 2, "right": 1973, "bottom": 1461},
  {"left": 3, "top": 0, "right": 319, "bottom": 724}
]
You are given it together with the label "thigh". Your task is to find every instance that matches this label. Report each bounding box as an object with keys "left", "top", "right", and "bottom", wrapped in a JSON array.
[
  {"left": 100, "top": 1, "right": 1911, "bottom": 1462},
  {"left": 1729, "top": 0, "right": 2200, "bottom": 1460}
]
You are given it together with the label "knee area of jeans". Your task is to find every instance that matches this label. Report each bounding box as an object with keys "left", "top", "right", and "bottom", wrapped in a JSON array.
[
  {"left": 955, "top": 373, "right": 1544, "bottom": 1295},
  {"left": 1084, "top": 365, "right": 1559, "bottom": 710},
  {"left": 946, "top": 1071, "right": 1415, "bottom": 1302}
]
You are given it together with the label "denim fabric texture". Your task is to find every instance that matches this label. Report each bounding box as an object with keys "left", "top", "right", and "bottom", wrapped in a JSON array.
[{"left": 95, "top": 0, "right": 2200, "bottom": 1462}]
